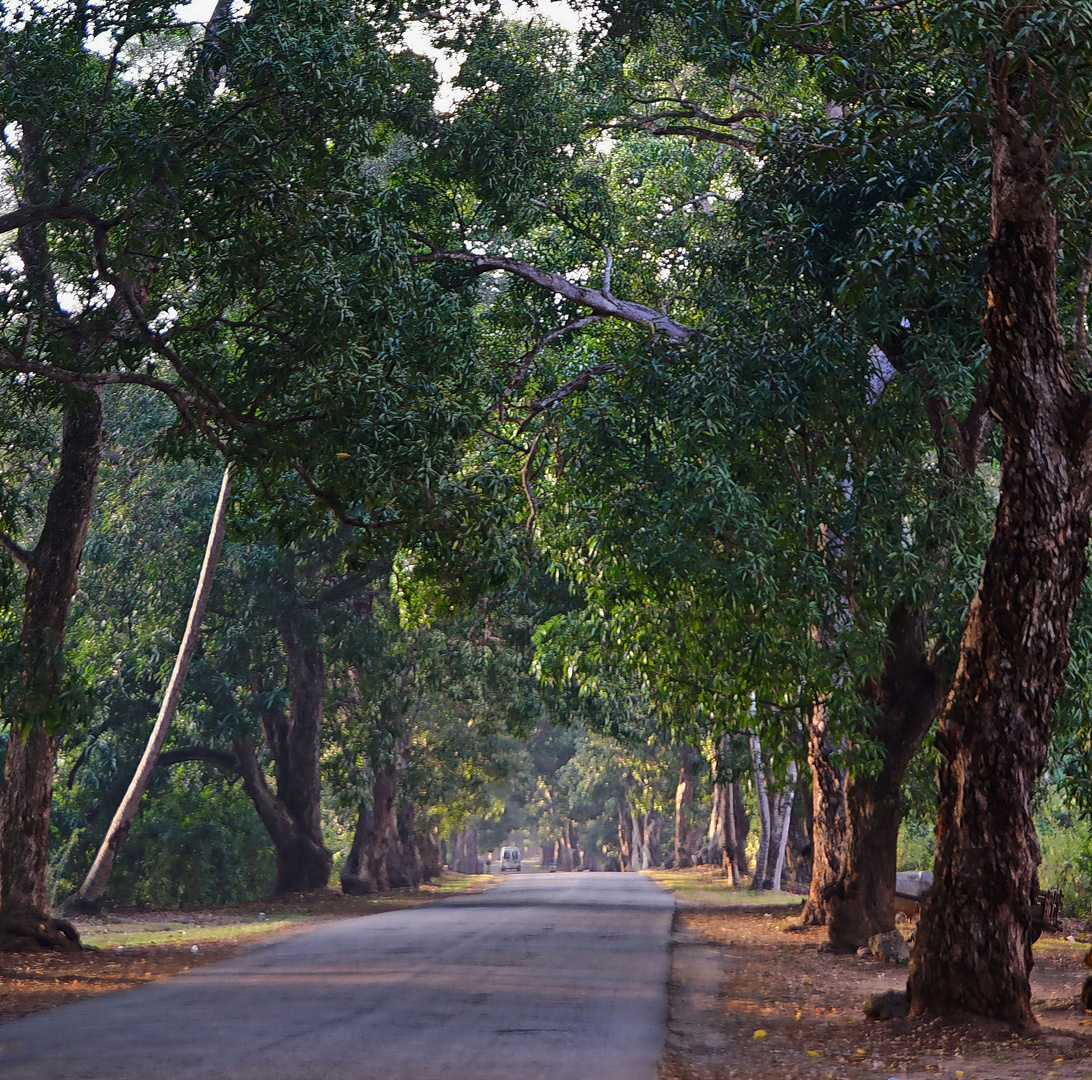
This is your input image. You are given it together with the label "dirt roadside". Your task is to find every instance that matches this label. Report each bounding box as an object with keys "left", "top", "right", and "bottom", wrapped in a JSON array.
[
  {"left": 0, "top": 875, "right": 495, "bottom": 1025},
  {"left": 660, "top": 907, "right": 1092, "bottom": 1080}
]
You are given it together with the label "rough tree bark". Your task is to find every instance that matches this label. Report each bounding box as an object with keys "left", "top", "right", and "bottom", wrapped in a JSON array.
[
  {"left": 341, "top": 761, "right": 397, "bottom": 894},
  {"left": 826, "top": 606, "right": 946, "bottom": 951},
  {"left": 800, "top": 702, "right": 846, "bottom": 927},
  {"left": 909, "top": 38, "right": 1092, "bottom": 1024},
  {"left": 0, "top": 393, "right": 103, "bottom": 951},
  {"left": 251, "top": 611, "right": 332, "bottom": 893},
  {"left": 64, "top": 466, "right": 232, "bottom": 916}
]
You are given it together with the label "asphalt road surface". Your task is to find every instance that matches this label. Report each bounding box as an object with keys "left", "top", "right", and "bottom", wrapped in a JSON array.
[{"left": 0, "top": 873, "right": 674, "bottom": 1080}]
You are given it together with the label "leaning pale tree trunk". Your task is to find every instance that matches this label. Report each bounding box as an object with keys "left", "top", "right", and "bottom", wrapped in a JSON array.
[
  {"left": 64, "top": 466, "right": 232, "bottom": 916},
  {"left": 909, "top": 33, "right": 1092, "bottom": 1026},
  {"left": 749, "top": 734, "right": 772, "bottom": 890}
]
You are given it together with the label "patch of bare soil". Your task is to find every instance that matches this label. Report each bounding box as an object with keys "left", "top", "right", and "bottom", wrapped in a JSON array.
[
  {"left": 0, "top": 878, "right": 495, "bottom": 1026},
  {"left": 660, "top": 909, "right": 1092, "bottom": 1080}
]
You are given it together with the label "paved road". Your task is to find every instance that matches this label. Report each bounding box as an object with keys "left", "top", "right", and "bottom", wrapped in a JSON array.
[{"left": 0, "top": 873, "right": 673, "bottom": 1080}]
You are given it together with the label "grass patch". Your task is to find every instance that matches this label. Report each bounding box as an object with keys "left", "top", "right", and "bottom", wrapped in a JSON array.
[
  {"left": 645, "top": 868, "right": 805, "bottom": 908},
  {"left": 83, "top": 916, "right": 316, "bottom": 950}
]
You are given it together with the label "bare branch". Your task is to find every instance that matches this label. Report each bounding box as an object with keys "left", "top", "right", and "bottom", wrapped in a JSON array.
[
  {"left": 157, "top": 746, "right": 239, "bottom": 772},
  {"left": 501, "top": 315, "right": 603, "bottom": 419},
  {"left": 286, "top": 456, "right": 406, "bottom": 532},
  {"left": 518, "top": 362, "right": 621, "bottom": 432},
  {"left": 521, "top": 436, "right": 540, "bottom": 531},
  {"left": 411, "top": 241, "right": 697, "bottom": 343},
  {"left": 0, "top": 531, "right": 31, "bottom": 570}
]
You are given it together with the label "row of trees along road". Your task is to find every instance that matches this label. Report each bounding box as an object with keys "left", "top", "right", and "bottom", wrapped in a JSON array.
[{"left": 4, "top": 0, "right": 1092, "bottom": 1032}]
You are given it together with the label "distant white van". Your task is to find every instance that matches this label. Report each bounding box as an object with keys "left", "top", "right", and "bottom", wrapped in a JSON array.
[{"left": 500, "top": 846, "right": 521, "bottom": 872}]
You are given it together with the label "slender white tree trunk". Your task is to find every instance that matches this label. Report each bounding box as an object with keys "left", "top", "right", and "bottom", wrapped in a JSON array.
[
  {"left": 771, "top": 760, "right": 798, "bottom": 891},
  {"left": 750, "top": 733, "right": 772, "bottom": 890},
  {"left": 66, "top": 465, "right": 233, "bottom": 912}
]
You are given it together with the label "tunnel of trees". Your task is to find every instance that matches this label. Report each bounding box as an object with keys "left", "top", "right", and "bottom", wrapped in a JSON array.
[{"left": 4, "top": 0, "right": 1092, "bottom": 1032}]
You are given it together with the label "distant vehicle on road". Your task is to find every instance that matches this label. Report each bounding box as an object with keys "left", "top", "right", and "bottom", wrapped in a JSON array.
[{"left": 500, "top": 846, "right": 522, "bottom": 872}]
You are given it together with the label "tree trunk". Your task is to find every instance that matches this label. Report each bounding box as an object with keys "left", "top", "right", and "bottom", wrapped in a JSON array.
[
  {"left": 342, "top": 761, "right": 397, "bottom": 892},
  {"left": 340, "top": 805, "right": 378, "bottom": 895},
  {"left": 396, "top": 804, "right": 424, "bottom": 888},
  {"left": 418, "top": 827, "right": 442, "bottom": 880},
  {"left": 800, "top": 701, "right": 846, "bottom": 926},
  {"left": 730, "top": 782, "right": 749, "bottom": 878},
  {"left": 644, "top": 809, "right": 663, "bottom": 869},
  {"left": 750, "top": 734, "right": 772, "bottom": 890},
  {"left": 0, "top": 392, "right": 102, "bottom": 951},
  {"left": 65, "top": 466, "right": 232, "bottom": 916},
  {"left": 909, "top": 61, "right": 1092, "bottom": 1024},
  {"left": 631, "top": 811, "right": 647, "bottom": 871},
  {"left": 675, "top": 749, "right": 697, "bottom": 869},
  {"left": 617, "top": 793, "right": 634, "bottom": 871},
  {"left": 707, "top": 780, "right": 726, "bottom": 868},
  {"left": 787, "top": 774, "right": 812, "bottom": 886},
  {"left": 826, "top": 606, "right": 946, "bottom": 951},
  {"left": 233, "top": 735, "right": 331, "bottom": 895},
  {"left": 770, "top": 761, "right": 797, "bottom": 891}
]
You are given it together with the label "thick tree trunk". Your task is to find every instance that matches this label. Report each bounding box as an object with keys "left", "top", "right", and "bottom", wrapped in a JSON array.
[
  {"left": 233, "top": 736, "right": 330, "bottom": 894},
  {"left": 65, "top": 466, "right": 232, "bottom": 916},
  {"left": 341, "top": 761, "right": 397, "bottom": 893},
  {"left": 750, "top": 735, "right": 772, "bottom": 890},
  {"left": 827, "top": 606, "right": 945, "bottom": 951},
  {"left": 800, "top": 701, "right": 846, "bottom": 926},
  {"left": 341, "top": 806, "right": 378, "bottom": 895},
  {"left": 675, "top": 749, "right": 697, "bottom": 868},
  {"left": 0, "top": 393, "right": 102, "bottom": 951},
  {"left": 909, "top": 71, "right": 1092, "bottom": 1024},
  {"left": 418, "top": 827, "right": 442, "bottom": 880}
]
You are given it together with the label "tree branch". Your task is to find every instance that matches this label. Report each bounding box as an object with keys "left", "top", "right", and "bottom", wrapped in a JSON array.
[
  {"left": 501, "top": 315, "right": 603, "bottom": 419},
  {"left": 521, "top": 436, "right": 540, "bottom": 531},
  {"left": 157, "top": 746, "right": 239, "bottom": 772},
  {"left": 518, "top": 362, "right": 621, "bottom": 432},
  {"left": 410, "top": 241, "right": 697, "bottom": 343},
  {"left": 0, "top": 531, "right": 32, "bottom": 570}
]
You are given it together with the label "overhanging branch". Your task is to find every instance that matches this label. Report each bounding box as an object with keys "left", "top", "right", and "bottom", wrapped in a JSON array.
[{"left": 410, "top": 240, "right": 697, "bottom": 344}]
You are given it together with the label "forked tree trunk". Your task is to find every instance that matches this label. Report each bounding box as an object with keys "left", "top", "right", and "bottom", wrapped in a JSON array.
[
  {"left": 909, "top": 54, "right": 1092, "bottom": 1024},
  {"left": 65, "top": 466, "right": 232, "bottom": 916},
  {"left": 0, "top": 393, "right": 102, "bottom": 951},
  {"left": 826, "top": 606, "right": 945, "bottom": 951},
  {"left": 801, "top": 702, "right": 846, "bottom": 926}
]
